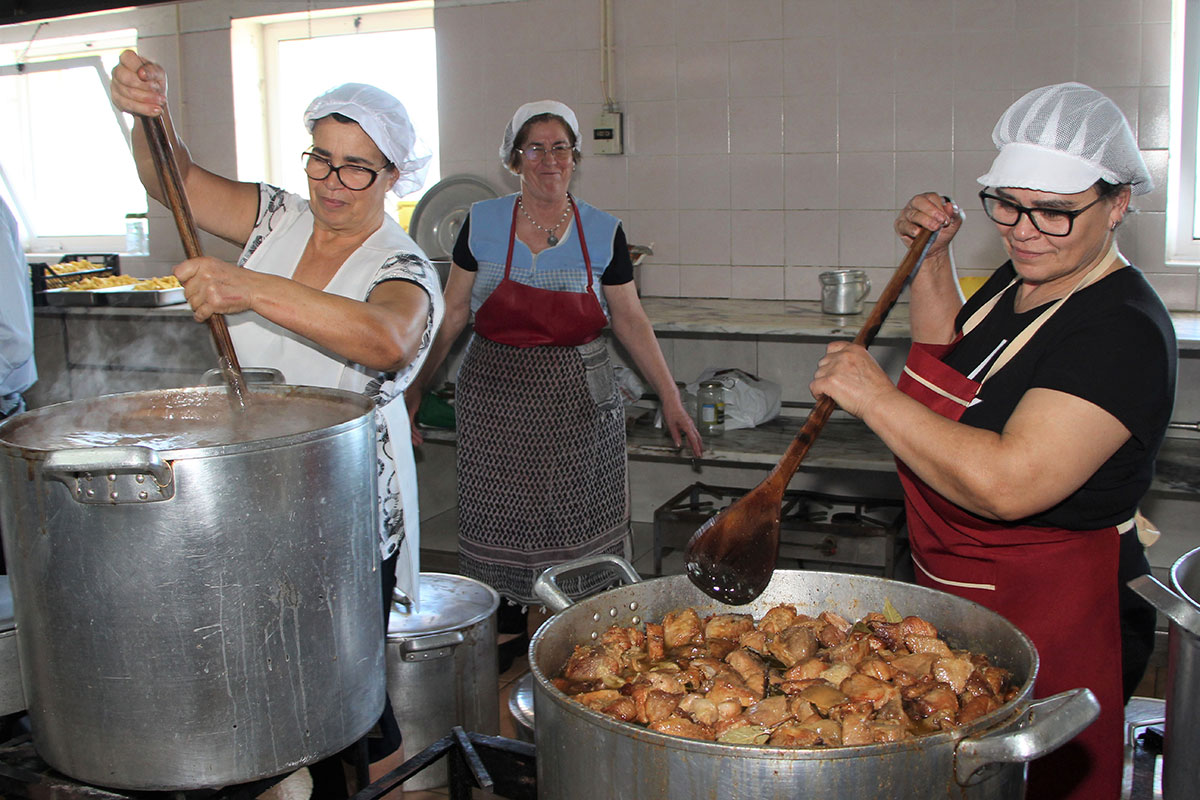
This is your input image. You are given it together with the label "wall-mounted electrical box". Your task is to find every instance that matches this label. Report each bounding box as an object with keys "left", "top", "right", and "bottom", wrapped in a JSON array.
[{"left": 593, "top": 111, "right": 623, "bottom": 155}]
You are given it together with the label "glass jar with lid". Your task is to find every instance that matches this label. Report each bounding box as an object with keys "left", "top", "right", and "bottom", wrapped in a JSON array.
[{"left": 696, "top": 380, "right": 725, "bottom": 437}]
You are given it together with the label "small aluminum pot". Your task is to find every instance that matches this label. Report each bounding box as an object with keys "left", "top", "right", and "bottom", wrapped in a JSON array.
[
  {"left": 386, "top": 573, "right": 500, "bottom": 790},
  {"left": 1129, "top": 546, "right": 1200, "bottom": 799},
  {"left": 530, "top": 555, "right": 1099, "bottom": 800}
]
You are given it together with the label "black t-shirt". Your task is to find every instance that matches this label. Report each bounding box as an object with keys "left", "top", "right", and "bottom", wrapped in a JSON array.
[
  {"left": 942, "top": 262, "right": 1177, "bottom": 529},
  {"left": 451, "top": 216, "right": 635, "bottom": 285}
]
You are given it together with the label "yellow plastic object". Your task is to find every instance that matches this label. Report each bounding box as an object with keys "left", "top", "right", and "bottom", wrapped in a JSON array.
[
  {"left": 958, "top": 276, "right": 989, "bottom": 299},
  {"left": 396, "top": 200, "right": 418, "bottom": 232}
]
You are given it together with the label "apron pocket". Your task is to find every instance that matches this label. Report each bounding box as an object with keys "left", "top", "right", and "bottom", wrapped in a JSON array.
[{"left": 577, "top": 339, "right": 620, "bottom": 411}]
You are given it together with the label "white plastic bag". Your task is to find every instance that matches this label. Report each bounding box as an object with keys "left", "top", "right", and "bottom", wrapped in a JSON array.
[{"left": 686, "top": 368, "right": 781, "bottom": 430}]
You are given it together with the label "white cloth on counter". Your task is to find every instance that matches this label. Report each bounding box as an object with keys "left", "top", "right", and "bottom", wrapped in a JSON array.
[{"left": 229, "top": 183, "right": 444, "bottom": 607}]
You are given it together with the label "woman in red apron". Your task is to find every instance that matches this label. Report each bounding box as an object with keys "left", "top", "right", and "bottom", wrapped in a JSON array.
[
  {"left": 407, "top": 101, "right": 702, "bottom": 669},
  {"left": 810, "top": 83, "right": 1176, "bottom": 800}
]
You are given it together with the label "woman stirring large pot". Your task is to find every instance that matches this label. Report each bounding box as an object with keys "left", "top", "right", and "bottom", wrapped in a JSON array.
[
  {"left": 810, "top": 83, "right": 1176, "bottom": 800},
  {"left": 109, "top": 51, "right": 443, "bottom": 790},
  {"left": 407, "top": 101, "right": 701, "bottom": 667}
]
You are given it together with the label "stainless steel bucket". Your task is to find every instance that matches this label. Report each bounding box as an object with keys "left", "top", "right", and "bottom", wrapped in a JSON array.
[
  {"left": 530, "top": 555, "right": 1098, "bottom": 800},
  {"left": 0, "top": 385, "right": 385, "bottom": 790},
  {"left": 386, "top": 573, "right": 500, "bottom": 790},
  {"left": 1129, "top": 546, "right": 1200, "bottom": 799}
]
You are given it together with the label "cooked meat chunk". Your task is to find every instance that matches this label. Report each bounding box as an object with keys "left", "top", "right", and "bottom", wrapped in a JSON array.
[
  {"left": 705, "top": 613, "right": 755, "bottom": 640},
  {"left": 783, "top": 657, "right": 828, "bottom": 682},
  {"left": 645, "top": 623, "right": 665, "bottom": 661},
  {"left": 725, "top": 649, "right": 768, "bottom": 696},
  {"left": 599, "top": 625, "right": 643, "bottom": 652},
  {"left": 649, "top": 716, "right": 714, "bottom": 741},
  {"left": 662, "top": 608, "right": 703, "bottom": 648},
  {"left": 904, "top": 635, "right": 953, "bottom": 659},
  {"left": 758, "top": 605, "right": 799, "bottom": 634},
  {"left": 768, "top": 625, "right": 818, "bottom": 667},
  {"left": 706, "top": 679, "right": 758, "bottom": 710},
  {"left": 840, "top": 672, "right": 899, "bottom": 711},
  {"left": 932, "top": 655, "right": 975, "bottom": 694},
  {"left": 573, "top": 689, "right": 623, "bottom": 711},
  {"left": 798, "top": 683, "right": 848, "bottom": 715},
  {"left": 600, "top": 696, "right": 637, "bottom": 722},
  {"left": 630, "top": 686, "right": 680, "bottom": 724},
  {"left": 911, "top": 686, "right": 960, "bottom": 729},
  {"left": 563, "top": 645, "right": 621, "bottom": 682},
  {"left": 769, "top": 723, "right": 822, "bottom": 747},
  {"left": 840, "top": 711, "right": 873, "bottom": 746},
  {"left": 744, "top": 695, "right": 792, "bottom": 728},
  {"left": 678, "top": 693, "right": 719, "bottom": 725},
  {"left": 958, "top": 694, "right": 1001, "bottom": 725}
]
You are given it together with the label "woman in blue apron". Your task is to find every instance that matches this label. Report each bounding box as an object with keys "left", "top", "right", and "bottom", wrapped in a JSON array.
[
  {"left": 407, "top": 101, "right": 702, "bottom": 668},
  {"left": 809, "top": 83, "right": 1176, "bottom": 800}
]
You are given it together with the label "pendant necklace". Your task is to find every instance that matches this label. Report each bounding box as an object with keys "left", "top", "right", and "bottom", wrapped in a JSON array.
[{"left": 518, "top": 195, "right": 572, "bottom": 246}]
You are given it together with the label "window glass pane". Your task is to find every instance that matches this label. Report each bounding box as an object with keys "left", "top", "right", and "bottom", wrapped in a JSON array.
[
  {"left": 0, "top": 55, "right": 145, "bottom": 242},
  {"left": 273, "top": 27, "right": 440, "bottom": 201}
]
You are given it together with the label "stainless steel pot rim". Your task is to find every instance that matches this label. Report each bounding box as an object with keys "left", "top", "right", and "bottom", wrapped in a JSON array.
[
  {"left": 529, "top": 568, "right": 1038, "bottom": 759},
  {"left": 0, "top": 385, "right": 374, "bottom": 458}
]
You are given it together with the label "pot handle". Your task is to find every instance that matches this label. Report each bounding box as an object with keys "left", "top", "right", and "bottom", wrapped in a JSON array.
[
  {"left": 399, "top": 631, "right": 465, "bottom": 661},
  {"left": 532, "top": 554, "right": 643, "bottom": 613},
  {"left": 43, "top": 447, "right": 175, "bottom": 504},
  {"left": 1128, "top": 573, "right": 1200, "bottom": 637},
  {"left": 954, "top": 688, "right": 1099, "bottom": 785},
  {"left": 202, "top": 367, "right": 286, "bottom": 385}
]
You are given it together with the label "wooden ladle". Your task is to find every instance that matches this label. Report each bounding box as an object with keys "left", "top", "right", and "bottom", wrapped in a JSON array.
[
  {"left": 140, "top": 112, "right": 249, "bottom": 410},
  {"left": 684, "top": 226, "right": 939, "bottom": 604}
]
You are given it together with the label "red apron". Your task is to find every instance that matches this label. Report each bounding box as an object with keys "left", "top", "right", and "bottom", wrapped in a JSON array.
[
  {"left": 898, "top": 247, "right": 1126, "bottom": 800},
  {"left": 472, "top": 196, "right": 608, "bottom": 348}
]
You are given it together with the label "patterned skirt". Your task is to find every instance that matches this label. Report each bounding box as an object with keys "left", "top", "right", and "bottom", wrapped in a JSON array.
[{"left": 456, "top": 335, "right": 630, "bottom": 605}]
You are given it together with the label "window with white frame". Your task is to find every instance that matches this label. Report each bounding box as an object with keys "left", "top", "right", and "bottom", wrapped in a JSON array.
[
  {"left": 231, "top": 2, "right": 439, "bottom": 223},
  {"left": 0, "top": 29, "right": 143, "bottom": 254}
]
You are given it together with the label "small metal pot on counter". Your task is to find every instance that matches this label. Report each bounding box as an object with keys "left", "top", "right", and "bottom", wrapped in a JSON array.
[
  {"left": 386, "top": 573, "right": 500, "bottom": 791},
  {"left": 530, "top": 555, "right": 1099, "bottom": 800},
  {"left": 1129, "top": 546, "right": 1200, "bottom": 799}
]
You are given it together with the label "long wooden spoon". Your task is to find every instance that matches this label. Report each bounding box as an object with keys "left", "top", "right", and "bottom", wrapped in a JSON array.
[
  {"left": 140, "top": 111, "right": 249, "bottom": 410},
  {"left": 684, "top": 226, "right": 938, "bottom": 604}
]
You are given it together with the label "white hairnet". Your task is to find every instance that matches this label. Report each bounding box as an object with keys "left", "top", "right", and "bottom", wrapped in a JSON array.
[
  {"left": 304, "top": 83, "right": 432, "bottom": 197},
  {"left": 977, "top": 82, "right": 1152, "bottom": 196},
  {"left": 499, "top": 100, "right": 581, "bottom": 167}
]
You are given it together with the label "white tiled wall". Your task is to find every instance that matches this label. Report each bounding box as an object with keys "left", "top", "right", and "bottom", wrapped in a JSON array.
[{"left": 5, "top": 0, "right": 1190, "bottom": 306}]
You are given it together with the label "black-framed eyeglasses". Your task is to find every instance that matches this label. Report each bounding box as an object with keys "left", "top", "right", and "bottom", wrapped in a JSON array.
[
  {"left": 978, "top": 190, "right": 1106, "bottom": 237},
  {"left": 516, "top": 144, "right": 574, "bottom": 163},
  {"left": 302, "top": 151, "right": 392, "bottom": 191}
]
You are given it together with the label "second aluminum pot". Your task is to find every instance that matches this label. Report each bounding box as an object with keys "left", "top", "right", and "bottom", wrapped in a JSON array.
[
  {"left": 0, "top": 385, "right": 386, "bottom": 790},
  {"left": 385, "top": 573, "right": 500, "bottom": 791},
  {"left": 1129, "top": 546, "right": 1200, "bottom": 799},
  {"left": 530, "top": 555, "right": 1098, "bottom": 800}
]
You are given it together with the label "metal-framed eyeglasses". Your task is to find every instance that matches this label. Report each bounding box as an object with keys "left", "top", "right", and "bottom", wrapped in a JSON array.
[
  {"left": 516, "top": 144, "right": 575, "bottom": 164},
  {"left": 302, "top": 151, "right": 393, "bottom": 191},
  {"left": 978, "top": 190, "right": 1107, "bottom": 237}
]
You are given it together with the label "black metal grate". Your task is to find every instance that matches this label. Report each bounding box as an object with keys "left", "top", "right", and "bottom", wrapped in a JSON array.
[{"left": 653, "top": 482, "right": 906, "bottom": 577}]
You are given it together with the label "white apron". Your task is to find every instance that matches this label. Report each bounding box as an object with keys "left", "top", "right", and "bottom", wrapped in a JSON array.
[{"left": 228, "top": 187, "right": 442, "bottom": 608}]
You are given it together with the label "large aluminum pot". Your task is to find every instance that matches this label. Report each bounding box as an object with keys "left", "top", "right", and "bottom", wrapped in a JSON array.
[
  {"left": 1129, "top": 546, "right": 1200, "bottom": 799},
  {"left": 385, "top": 573, "right": 500, "bottom": 791},
  {"left": 531, "top": 555, "right": 1098, "bottom": 800},
  {"left": 0, "top": 385, "right": 385, "bottom": 790}
]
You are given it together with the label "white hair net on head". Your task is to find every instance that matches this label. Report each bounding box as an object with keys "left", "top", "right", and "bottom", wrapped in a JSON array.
[
  {"left": 977, "top": 82, "right": 1152, "bottom": 196},
  {"left": 498, "top": 100, "right": 581, "bottom": 168},
  {"left": 304, "top": 83, "right": 432, "bottom": 197}
]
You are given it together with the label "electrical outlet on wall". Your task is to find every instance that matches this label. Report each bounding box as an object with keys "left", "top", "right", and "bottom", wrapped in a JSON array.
[{"left": 593, "top": 111, "right": 623, "bottom": 155}]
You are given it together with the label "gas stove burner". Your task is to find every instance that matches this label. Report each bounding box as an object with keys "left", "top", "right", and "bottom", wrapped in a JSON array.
[{"left": 653, "top": 482, "right": 906, "bottom": 578}]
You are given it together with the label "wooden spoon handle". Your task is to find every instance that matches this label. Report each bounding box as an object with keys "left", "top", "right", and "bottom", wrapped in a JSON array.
[
  {"left": 771, "top": 226, "right": 938, "bottom": 484},
  {"left": 140, "top": 112, "right": 248, "bottom": 404}
]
